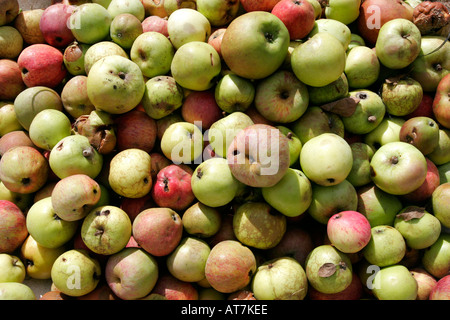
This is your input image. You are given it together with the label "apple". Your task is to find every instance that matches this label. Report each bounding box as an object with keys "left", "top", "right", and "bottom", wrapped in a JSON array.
[
  {"left": 327, "top": 211, "right": 372, "bottom": 254},
  {"left": 181, "top": 89, "right": 223, "bottom": 129},
  {"left": 432, "top": 73, "right": 450, "bottom": 129},
  {"left": 51, "top": 249, "right": 102, "bottom": 297},
  {"left": 252, "top": 256, "right": 308, "bottom": 300},
  {"left": 356, "top": 0, "right": 414, "bottom": 46},
  {"left": 432, "top": 182, "right": 450, "bottom": 228},
  {"left": 438, "top": 161, "right": 450, "bottom": 184},
  {"left": 308, "top": 18, "right": 352, "bottom": 51},
  {"left": 233, "top": 201, "right": 287, "bottom": 249},
  {"left": 28, "top": 109, "right": 72, "bottom": 151},
  {"left": 141, "top": 0, "right": 167, "bottom": 17},
  {"left": 142, "top": 15, "right": 168, "bottom": 36},
  {"left": 140, "top": 76, "right": 184, "bottom": 120},
  {"left": 254, "top": 70, "right": 309, "bottom": 123},
  {"left": 0, "top": 146, "right": 49, "bottom": 194},
  {"left": 271, "top": 0, "right": 316, "bottom": 40},
  {"left": 239, "top": 0, "right": 281, "bottom": 12},
  {"left": 207, "top": 28, "right": 225, "bottom": 58},
  {"left": 163, "top": 0, "right": 197, "bottom": 15},
  {"left": 405, "top": 92, "right": 435, "bottom": 120},
  {"left": 221, "top": 11, "right": 290, "bottom": 80},
  {"left": 196, "top": 0, "right": 240, "bottom": 27},
  {"left": 171, "top": 41, "right": 221, "bottom": 91},
  {"left": 204, "top": 240, "right": 257, "bottom": 294},
  {"left": 0, "top": 0, "right": 19, "bottom": 26},
  {"left": 399, "top": 116, "right": 439, "bottom": 155},
  {"left": 344, "top": 46, "right": 380, "bottom": 89},
  {"left": 63, "top": 41, "right": 90, "bottom": 76},
  {"left": 26, "top": 197, "right": 78, "bottom": 249},
  {"left": 307, "top": 179, "right": 358, "bottom": 225},
  {"left": 0, "top": 282, "right": 36, "bottom": 300},
  {"left": 114, "top": 109, "right": 157, "bottom": 153},
  {"left": 369, "top": 141, "right": 428, "bottom": 195},
  {"left": 13, "top": 9, "right": 45, "bottom": 45},
  {"left": 207, "top": 111, "right": 254, "bottom": 158},
  {"left": 364, "top": 116, "right": 405, "bottom": 152},
  {"left": 341, "top": 90, "right": 386, "bottom": 135},
  {"left": 160, "top": 121, "right": 204, "bottom": 164},
  {"left": 422, "top": 233, "right": 450, "bottom": 279},
  {"left": 305, "top": 244, "right": 353, "bottom": 294},
  {"left": 49, "top": 135, "right": 103, "bottom": 179},
  {"left": 347, "top": 33, "right": 366, "bottom": 51},
  {"left": 0, "top": 59, "right": 26, "bottom": 101},
  {"left": 167, "top": 236, "right": 210, "bottom": 282},
  {"left": 17, "top": 44, "right": 66, "bottom": 88},
  {"left": 0, "top": 180, "right": 33, "bottom": 212},
  {"left": 60, "top": 75, "right": 95, "bottom": 118},
  {"left": 381, "top": 76, "right": 423, "bottom": 116},
  {"left": 429, "top": 275, "right": 450, "bottom": 300},
  {"left": 150, "top": 273, "right": 198, "bottom": 300},
  {"left": 428, "top": 129, "right": 450, "bottom": 165},
  {"left": 394, "top": 206, "right": 441, "bottom": 250},
  {"left": 19, "top": 235, "right": 66, "bottom": 280},
  {"left": 166, "top": 8, "right": 210, "bottom": 50},
  {"left": 83, "top": 41, "right": 128, "bottom": 76},
  {"left": 308, "top": 74, "right": 348, "bottom": 107},
  {"left": 0, "top": 26, "right": 23, "bottom": 59},
  {"left": 346, "top": 142, "right": 374, "bottom": 187},
  {"left": 403, "top": 158, "right": 440, "bottom": 204},
  {"left": 363, "top": 225, "right": 406, "bottom": 267},
  {"left": 410, "top": 35, "right": 450, "bottom": 93},
  {"left": 276, "top": 126, "right": 302, "bottom": 166},
  {"left": 375, "top": 18, "right": 422, "bottom": 70},
  {"left": 214, "top": 73, "right": 255, "bottom": 114},
  {"left": 261, "top": 168, "right": 312, "bottom": 218},
  {"left": 308, "top": 272, "right": 363, "bottom": 300},
  {"left": 87, "top": 55, "right": 145, "bottom": 115},
  {"left": 182, "top": 202, "right": 222, "bottom": 238},
  {"left": 323, "top": 0, "right": 361, "bottom": 25},
  {"left": 410, "top": 267, "right": 438, "bottom": 300},
  {"left": 107, "top": 0, "right": 145, "bottom": 21},
  {"left": 0, "top": 130, "right": 34, "bottom": 156},
  {"left": 0, "top": 253, "right": 25, "bottom": 283},
  {"left": 105, "top": 247, "right": 159, "bottom": 300},
  {"left": 371, "top": 265, "right": 418, "bottom": 300},
  {"left": 132, "top": 207, "right": 183, "bottom": 257},
  {"left": 0, "top": 200, "right": 27, "bottom": 254},
  {"left": 156, "top": 112, "right": 184, "bottom": 141},
  {"left": 68, "top": 3, "right": 112, "bottom": 44},
  {"left": 0, "top": 102, "right": 22, "bottom": 136},
  {"left": 291, "top": 32, "right": 346, "bottom": 87},
  {"left": 130, "top": 31, "right": 174, "bottom": 78},
  {"left": 39, "top": 3, "right": 75, "bottom": 48}
]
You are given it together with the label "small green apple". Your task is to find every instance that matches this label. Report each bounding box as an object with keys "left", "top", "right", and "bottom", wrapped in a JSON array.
[
  {"left": 372, "top": 265, "right": 418, "bottom": 300},
  {"left": 363, "top": 225, "right": 406, "bottom": 267},
  {"left": 28, "top": 109, "right": 72, "bottom": 151},
  {"left": 160, "top": 122, "right": 204, "bottom": 164},
  {"left": 0, "top": 253, "right": 26, "bottom": 283},
  {"left": 0, "top": 282, "right": 35, "bottom": 300}
]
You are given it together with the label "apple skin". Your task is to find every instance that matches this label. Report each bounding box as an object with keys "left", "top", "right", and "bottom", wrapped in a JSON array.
[
  {"left": 422, "top": 233, "right": 450, "bottom": 279},
  {"left": 68, "top": 3, "right": 112, "bottom": 44},
  {"left": 110, "top": 13, "right": 143, "bottom": 50},
  {"left": 345, "top": 46, "right": 380, "bottom": 89},
  {"left": 207, "top": 28, "right": 226, "bottom": 58},
  {"left": 0, "top": 131, "right": 34, "bottom": 157},
  {"left": 63, "top": 42, "right": 90, "bottom": 76},
  {"left": 0, "top": 253, "right": 25, "bottom": 283},
  {"left": 0, "top": 102, "right": 23, "bottom": 136},
  {"left": 410, "top": 267, "right": 437, "bottom": 300},
  {"left": 17, "top": 44, "right": 67, "bottom": 88},
  {"left": 167, "top": 8, "right": 211, "bottom": 50},
  {"left": 432, "top": 73, "right": 450, "bottom": 129},
  {"left": 362, "top": 225, "right": 406, "bottom": 267},
  {"left": 151, "top": 164, "right": 195, "bottom": 211},
  {"left": 399, "top": 116, "right": 440, "bottom": 155},
  {"left": 428, "top": 129, "right": 450, "bottom": 166},
  {"left": 429, "top": 275, "right": 450, "bottom": 300},
  {"left": 402, "top": 158, "right": 440, "bottom": 204},
  {"left": 327, "top": 211, "right": 372, "bottom": 254},
  {"left": 0, "top": 0, "right": 19, "bottom": 27},
  {"left": 308, "top": 272, "right": 363, "bottom": 300},
  {"left": 182, "top": 202, "right": 221, "bottom": 238},
  {"left": 240, "top": 0, "right": 281, "bottom": 12},
  {"left": 381, "top": 76, "right": 423, "bottom": 117},
  {"left": 372, "top": 265, "right": 418, "bottom": 300},
  {"left": 0, "top": 59, "right": 26, "bottom": 101},
  {"left": 150, "top": 273, "right": 198, "bottom": 300},
  {"left": 142, "top": 15, "right": 168, "bottom": 37},
  {"left": 0, "top": 200, "right": 27, "bottom": 254},
  {"left": 132, "top": 207, "right": 183, "bottom": 257},
  {"left": 61, "top": 75, "right": 95, "bottom": 118},
  {"left": 204, "top": 240, "right": 257, "bottom": 294},
  {"left": 83, "top": 41, "right": 128, "bottom": 76},
  {"left": 107, "top": 0, "right": 145, "bottom": 21},
  {"left": 28, "top": 109, "right": 72, "bottom": 151},
  {"left": 369, "top": 141, "right": 428, "bottom": 195},
  {"left": 181, "top": 89, "right": 223, "bottom": 130},
  {"left": 432, "top": 182, "right": 450, "bottom": 228},
  {"left": 0, "top": 282, "right": 36, "bottom": 300},
  {"left": 271, "top": 0, "right": 316, "bottom": 40},
  {"left": 215, "top": 73, "right": 255, "bottom": 114},
  {"left": 405, "top": 93, "right": 435, "bottom": 120},
  {"left": 105, "top": 247, "right": 159, "bottom": 300},
  {"left": 196, "top": 0, "right": 240, "bottom": 27},
  {"left": 221, "top": 11, "right": 290, "bottom": 80},
  {"left": 39, "top": 4, "right": 75, "bottom": 48}
]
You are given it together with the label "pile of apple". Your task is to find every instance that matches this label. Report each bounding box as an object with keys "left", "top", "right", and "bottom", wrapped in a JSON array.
[{"left": 0, "top": 0, "right": 449, "bottom": 301}]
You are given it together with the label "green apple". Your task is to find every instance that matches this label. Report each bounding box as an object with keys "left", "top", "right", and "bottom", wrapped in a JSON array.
[
  {"left": 277, "top": 125, "right": 302, "bottom": 166},
  {"left": 372, "top": 265, "right": 418, "bottom": 300},
  {"left": 347, "top": 142, "right": 374, "bottom": 187},
  {"left": 0, "top": 102, "right": 22, "bottom": 136},
  {"left": 291, "top": 32, "right": 346, "bottom": 87},
  {"left": 182, "top": 202, "right": 222, "bottom": 238},
  {"left": 308, "top": 18, "right": 352, "bottom": 50},
  {"left": 107, "top": 0, "right": 145, "bottom": 21},
  {"left": 324, "top": 0, "right": 361, "bottom": 25},
  {"left": 130, "top": 32, "right": 174, "bottom": 78},
  {"left": 381, "top": 76, "right": 423, "bottom": 116},
  {"left": 20, "top": 235, "right": 66, "bottom": 280},
  {"left": 394, "top": 206, "right": 441, "bottom": 249},
  {"left": 305, "top": 244, "right": 353, "bottom": 294},
  {"left": 345, "top": 46, "right": 380, "bottom": 89},
  {"left": 110, "top": 13, "right": 143, "bottom": 49},
  {"left": 0, "top": 253, "right": 25, "bottom": 283},
  {"left": 49, "top": 134, "right": 103, "bottom": 179},
  {"left": 0, "top": 181, "right": 33, "bottom": 212},
  {"left": 421, "top": 233, "right": 450, "bottom": 279},
  {"left": 363, "top": 225, "right": 406, "bottom": 267},
  {"left": 171, "top": 41, "right": 221, "bottom": 91},
  {"left": 81, "top": 205, "right": 132, "bottom": 255},
  {"left": 83, "top": 41, "right": 128, "bottom": 75},
  {"left": 28, "top": 109, "right": 72, "bottom": 151},
  {"left": 399, "top": 116, "right": 440, "bottom": 155},
  {"left": 432, "top": 182, "right": 450, "bottom": 228},
  {"left": 87, "top": 55, "right": 145, "bottom": 114},
  {"left": 252, "top": 257, "right": 308, "bottom": 300},
  {"left": 438, "top": 161, "right": 450, "bottom": 184},
  {"left": 307, "top": 73, "right": 349, "bottom": 106},
  {"left": 108, "top": 148, "right": 152, "bottom": 198},
  {"left": 375, "top": 18, "right": 422, "bottom": 70},
  {"left": 261, "top": 168, "right": 312, "bottom": 218},
  {"left": 0, "top": 282, "right": 35, "bottom": 300},
  {"left": 167, "top": 236, "right": 211, "bottom": 282},
  {"left": 196, "top": 0, "right": 240, "bottom": 27},
  {"left": 26, "top": 197, "right": 79, "bottom": 249},
  {"left": 60, "top": 75, "right": 95, "bottom": 118},
  {"left": 347, "top": 33, "right": 365, "bottom": 51},
  {"left": 214, "top": 73, "right": 255, "bottom": 114},
  {"left": 364, "top": 116, "right": 405, "bottom": 151},
  {"left": 92, "top": 0, "right": 113, "bottom": 8},
  {"left": 191, "top": 157, "right": 243, "bottom": 208},
  {"left": 160, "top": 121, "right": 204, "bottom": 164},
  {"left": 167, "top": 8, "right": 211, "bottom": 49},
  {"left": 63, "top": 41, "right": 91, "bottom": 76},
  {"left": 220, "top": 11, "right": 290, "bottom": 80},
  {"left": 300, "top": 133, "right": 353, "bottom": 186},
  {"left": 68, "top": 3, "right": 112, "bottom": 44},
  {"left": 428, "top": 128, "right": 450, "bottom": 165},
  {"left": 369, "top": 141, "right": 428, "bottom": 195},
  {"left": 51, "top": 249, "right": 102, "bottom": 297}
]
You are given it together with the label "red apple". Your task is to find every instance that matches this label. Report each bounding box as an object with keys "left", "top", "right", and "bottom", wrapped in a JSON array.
[
  {"left": 0, "top": 200, "right": 28, "bottom": 253},
  {"left": 114, "top": 109, "right": 157, "bottom": 153},
  {"left": 402, "top": 158, "right": 440, "bottom": 204},
  {"left": 240, "top": 0, "right": 282, "bottom": 12},
  {"left": 149, "top": 152, "right": 171, "bottom": 182},
  {"left": 151, "top": 273, "right": 198, "bottom": 300},
  {"left": 17, "top": 44, "right": 67, "bottom": 88},
  {"left": 271, "top": 0, "right": 316, "bottom": 40},
  {"left": 208, "top": 28, "right": 226, "bottom": 58},
  {"left": 181, "top": 89, "right": 223, "bottom": 130},
  {"left": 39, "top": 3, "right": 75, "bottom": 48},
  {"left": 308, "top": 273, "right": 364, "bottom": 300},
  {"left": 432, "top": 73, "right": 450, "bottom": 129},
  {"left": 429, "top": 275, "right": 450, "bottom": 300},
  {"left": 410, "top": 267, "right": 437, "bottom": 300},
  {"left": 150, "top": 164, "right": 195, "bottom": 211},
  {"left": 405, "top": 93, "right": 435, "bottom": 120},
  {"left": 141, "top": 15, "right": 168, "bottom": 37},
  {"left": 120, "top": 194, "right": 154, "bottom": 223},
  {"left": 0, "top": 131, "right": 35, "bottom": 156},
  {"left": 0, "top": 59, "right": 26, "bottom": 100}
]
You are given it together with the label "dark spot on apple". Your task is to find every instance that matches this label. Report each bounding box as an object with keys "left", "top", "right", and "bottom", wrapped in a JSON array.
[
  {"left": 102, "top": 209, "right": 110, "bottom": 216},
  {"left": 95, "top": 210, "right": 101, "bottom": 216},
  {"left": 233, "top": 149, "right": 240, "bottom": 156},
  {"left": 327, "top": 178, "right": 335, "bottom": 184},
  {"left": 144, "top": 177, "right": 149, "bottom": 184},
  {"left": 118, "top": 72, "right": 126, "bottom": 80},
  {"left": 429, "top": 121, "right": 435, "bottom": 127},
  {"left": 25, "top": 259, "right": 34, "bottom": 267},
  {"left": 163, "top": 177, "right": 169, "bottom": 192},
  {"left": 22, "top": 68, "right": 28, "bottom": 75},
  {"left": 82, "top": 146, "right": 95, "bottom": 158},
  {"left": 113, "top": 85, "right": 117, "bottom": 90},
  {"left": 356, "top": 92, "right": 368, "bottom": 99},
  {"left": 390, "top": 156, "right": 399, "bottom": 165},
  {"left": 279, "top": 91, "right": 289, "bottom": 99},
  {"left": 55, "top": 36, "right": 63, "bottom": 43},
  {"left": 117, "top": 32, "right": 122, "bottom": 39},
  {"left": 93, "top": 188, "right": 98, "bottom": 194},
  {"left": 196, "top": 168, "right": 203, "bottom": 179},
  {"left": 21, "top": 177, "right": 30, "bottom": 185},
  {"left": 338, "top": 261, "right": 348, "bottom": 270},
  {"left": 171, "top": 213, "right": 177, "bottom": 221},
  {"left": 433, "top": 63, "right": 442, "bottom": 71},
  {"left": 94, "top": 228, "right": 104, "bottom": 236},
  {"left": 286, "top": 131, "right": 293, "bottom": 140},
  {"left": 268, "top": 263, "right": 274, "bottom": 269},
  {"left": 139, "top": 49, "right": 146, "bottom": 60},
  {"left": 53, "top": 214, "right": 61, "bottom": 221},
  {"left": 264, "top": 32, "right": 274, "bottom": 43},
  {"left": 62, "top": 258, "right": 67, "bottom": 262},
  {"left": 248, "top": 269, "right": 253, "bottom": 277},
  {"left": 210, "top": 53, "right": 214, "bottom": 66}
]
